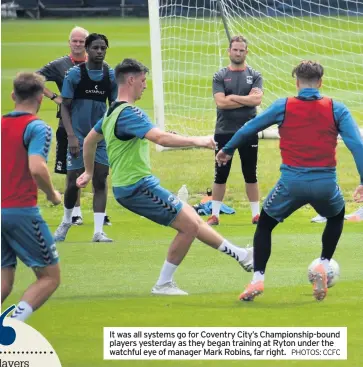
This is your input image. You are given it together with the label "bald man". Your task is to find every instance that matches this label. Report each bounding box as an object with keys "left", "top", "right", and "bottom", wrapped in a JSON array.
[{"left": 37, "top": 26, "right": 89, "bottom": 225}]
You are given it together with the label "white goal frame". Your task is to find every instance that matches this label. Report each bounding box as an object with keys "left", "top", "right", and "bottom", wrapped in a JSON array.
[{"left": 148, "top": 0, "right": 363, "bottom": 151}]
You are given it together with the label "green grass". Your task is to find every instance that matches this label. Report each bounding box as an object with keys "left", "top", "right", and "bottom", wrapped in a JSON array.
[{"left": 1, "top": 18, "right": 363, "bottom": 367}]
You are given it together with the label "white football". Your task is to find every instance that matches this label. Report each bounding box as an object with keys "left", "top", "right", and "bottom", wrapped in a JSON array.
[{"left": 308, "top": 258, "right": 340, "bottom": 288}]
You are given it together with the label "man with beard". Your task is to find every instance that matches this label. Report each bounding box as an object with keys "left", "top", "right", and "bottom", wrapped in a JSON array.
[
  {"left": 54, "top": 33, "right": 117, "bottom": 243},
  {"left": 208, "top": 35, "right": 263, "bottom": 226}
]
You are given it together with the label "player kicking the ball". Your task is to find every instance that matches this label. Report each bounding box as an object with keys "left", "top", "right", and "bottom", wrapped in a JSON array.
[
  {"left": 216, "top": 60, "right": 363, "bottom": 302},
  {"left": 77, "top": 58, "right": 253, "bottom": 295}
]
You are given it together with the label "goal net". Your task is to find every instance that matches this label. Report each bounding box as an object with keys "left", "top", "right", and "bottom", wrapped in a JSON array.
[{"left": 148, "top": 0, "right": 363, "bottom": 140}]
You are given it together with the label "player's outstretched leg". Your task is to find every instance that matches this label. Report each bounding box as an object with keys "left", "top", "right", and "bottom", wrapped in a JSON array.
[
  {"left": 195, "top": 218, "right": 253, "bottom": 272},
  {"left": 151, "top": 206, "right": 198, "bottom": 295},
  {"left": 54, "top": 169, "right": 81, "bottom": 242},
  {"left": 151, "top": 204, "right": 253, "bottom": 296},
  {"left": 239, "top": 210, "right": 279, "bottom": 301},
  {"left": 179, "top": 204, "right": 254, "bottom": 271}
]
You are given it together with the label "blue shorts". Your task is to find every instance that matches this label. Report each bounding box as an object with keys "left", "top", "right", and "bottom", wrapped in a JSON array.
[
  {"left": 67, "top": 142, "right": 109, "bottom": 171},
  {"left": 115, "top": 176, "right": 183, "bottom": 226},
  {"left": 263, "top": 177, "right": 345, "bottom": 222},
  {"left": 1, "top": 207, "right": 59, "bottom": 268}
]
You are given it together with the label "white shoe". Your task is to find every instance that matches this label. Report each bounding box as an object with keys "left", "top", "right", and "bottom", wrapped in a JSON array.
[
  {"left": 311, "top": 214, "right": 327, "bottom": 223},
  {"left": 345, "top": 207, "right": 363, "bottom": 221},
  {"left": 239, "top": 246, "right": 253, "bottom": 272},
  {"left": 92, "top": 232, "right": 113, "bottom": 242},
  {"left": 54, "top": 222, "right": 72, "bottom": 242},
  {"left": 151, "top": 281, "right": 188, "bottom": 296}
]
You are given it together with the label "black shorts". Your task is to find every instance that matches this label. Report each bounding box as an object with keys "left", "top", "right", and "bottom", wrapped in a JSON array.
[
  {"left": 214, "top": 133, "right": 258, "bottom": 184},
  {"left": 54, "top": 126, "right": 68, "bottom": 174}
]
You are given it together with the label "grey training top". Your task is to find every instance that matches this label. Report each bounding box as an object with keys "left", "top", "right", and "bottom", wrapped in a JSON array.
[
  {"left": 212, "top": 65, "right": 263, "bottom": 134},
  {"left": 38, "top": 55, "right": 84, "bottom": 127},
  {"left": 38, "top": 55, "right": 78, "bottom": 93}
]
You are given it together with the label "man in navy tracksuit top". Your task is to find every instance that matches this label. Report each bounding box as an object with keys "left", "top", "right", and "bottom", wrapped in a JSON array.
[{"left": 216, "top": 60, "right": 363, "bottom": 302}]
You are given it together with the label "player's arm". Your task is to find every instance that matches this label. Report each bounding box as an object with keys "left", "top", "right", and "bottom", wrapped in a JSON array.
[
  {"left": 334, "top": 102, "right": 363, "bottom": 191},
  {"left": 77, "top": 120, "right": 104, "bottom": 188},
  {"left": 60, "top": 97, "right": 80, "bottom": 157},
  {"left": 145, "top": 128, "right": 215, "bottom": 149},
  {"left": 60, "top": 98, "right": 74, "bottom": 136},
  {"left": 216, "top": 98, "right": 286, "bottom": 165},
  {"left": 212, "top": 71, "right": 241, "bottom": 109},
  {"left": 118, "top": 106, "right": 215, "bottom": 149},
  {"left": 25, "top": 122, "right": 61, "bottom": 205},
  {"left": 43, "top": 87, "right": 62, "bottom": 105},
  {"left": 229, "top": 91, "right": 262, "bottom": 107},
  {"left": 109, "top": 68, "right": 118, "bottom": 103},
  {"left": 83, "top": 129, "right": 104, "bottom": 175},
  {"left": 214, "top": 93, "right": 245, "bottom": 109},
  {"left": 61, "top": 68, "right": 80, "bottom": 157},
  {"left": 29, "top": 156, "right": 60, "bottom": 205},
  {"left": 37, "top": 61, "right": 62, "bottom": 105},
  {"left": 230, "top": 72, "right": 263, "bottom": 107}
]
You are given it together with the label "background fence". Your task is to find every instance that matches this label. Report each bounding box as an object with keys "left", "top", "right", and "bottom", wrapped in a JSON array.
[{"left": 2, "top": 0, "right": 362, "bottom": 19}]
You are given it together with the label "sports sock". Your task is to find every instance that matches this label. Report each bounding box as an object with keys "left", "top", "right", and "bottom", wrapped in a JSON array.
[
  {"left": 72, "top": 206, "right": 81, "bottom": 217},
  {"left": 212, "top": 201, "right": 222, "bottom": 217},
  {"left": 218, "top": 239, "right": 248, "bottom": 262},
  {"left": 252, "top": 271, "right": 265, "bottom": 284},
  {"left": 63, "top": 207, "right": 73, "bottom": 224},
  {"left": 10, "top": 301, "right": 33, "bottom": 322},
  {"left": 94, "top": 213, "right": 105, "bottom": 234},
  {"left": 250, "top": 201, "right": 260, "bottom": 217},
  {"left": 320, "top": 259, "right": 330, "bottom": 273},
  {"left": 156, "top": 261, "right": 178, "bottom": 285}
]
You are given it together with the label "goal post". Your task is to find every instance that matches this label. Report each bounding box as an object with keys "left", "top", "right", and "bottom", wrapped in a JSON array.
[
  {"left": 148, "top": 0, "right": 165, "bottom": 151},
  {"left": 149, "top": 0, "right": 363, "bottom": 147}
]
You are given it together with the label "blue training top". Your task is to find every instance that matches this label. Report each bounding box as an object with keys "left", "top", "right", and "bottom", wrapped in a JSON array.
[
  {"left": 61, "top": 65, "right": 118, "bottom": 144},
  {"left": 7, "top": 111, "right": 52, "bottom": 161},
  {"left": 222, "top": 88, "right": 363, "bottom": 185}
]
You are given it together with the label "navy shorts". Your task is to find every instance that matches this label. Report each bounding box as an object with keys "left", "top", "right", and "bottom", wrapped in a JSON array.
[
  {"left": 67, "top": 140, "right": 109, "bottom": 171},
  {"left": 263, "top": 177, "right": 345, "bottom": 222},
  {"left": 1, "top": 207, "right": 59, "bottom": 268},
  {"left": 115, "top": 176, "right": 183, "bottom": 226}
]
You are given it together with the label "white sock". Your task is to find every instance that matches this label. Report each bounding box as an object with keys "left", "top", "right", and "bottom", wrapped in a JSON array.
[
  {"left": 218, "top": 239, "right": 248, "bottom": 262},
  {"left": 63, "top": 207, "right": 73, "bottom": 224},
  {"left": 11, "top": 301, "right": 33, "bottom": 322},
  {"left": 321, "top": 258, "right": 330, "bottom": 273},
  {"left": 156, "top": 260, "right": 178, "bottom": 285},
  {"left": 94, "top": 213, "right": 105, "bottom": 234},
  {"left": 252, "top": 271, "right": 265, "bottom": 283},
  {"left": 212, "top": 201, "right": 222, "bottom": 217},
  {"left": 72, "top": 206, "right": 82, "bottom": 217},
  {"left": 250, "top": 201, "right": 260, "bottom": 217}
]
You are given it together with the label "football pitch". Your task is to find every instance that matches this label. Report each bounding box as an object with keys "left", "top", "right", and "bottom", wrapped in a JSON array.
[{"left": 1, "top": 18, "right": 363, "bottom": 367}]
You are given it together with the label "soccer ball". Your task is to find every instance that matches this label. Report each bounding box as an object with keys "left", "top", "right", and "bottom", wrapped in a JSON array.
[{"left": 308, "top": 258, "right": 340, "bottom": 288}]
